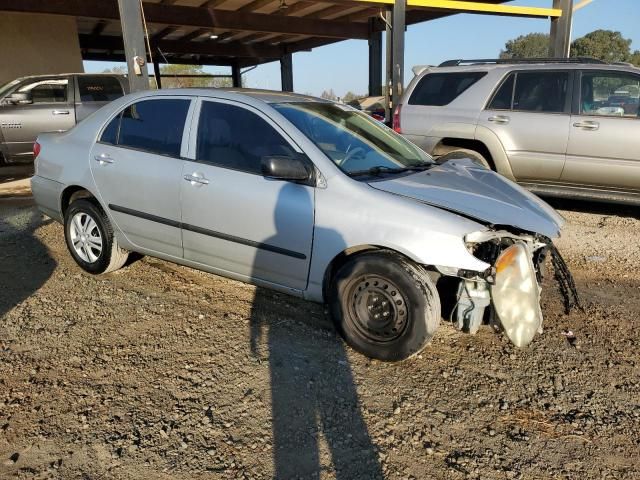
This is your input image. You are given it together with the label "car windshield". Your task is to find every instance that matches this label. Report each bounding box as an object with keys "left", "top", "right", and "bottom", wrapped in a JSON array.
[{"left": 272, "top": 102, "right": 432, "bottom": 176}]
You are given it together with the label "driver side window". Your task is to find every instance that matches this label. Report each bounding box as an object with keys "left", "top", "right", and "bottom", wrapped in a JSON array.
[
  {"left": 18, "top": 78, "right": 69, "bottom": 104},
  {"left": 196, "top": 101, "right": 295, "bottom": 175}
]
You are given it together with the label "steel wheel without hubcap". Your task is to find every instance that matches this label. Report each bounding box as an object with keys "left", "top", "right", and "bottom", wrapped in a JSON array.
[
  {"left": 69, "top": 212, "right": 103, "bottom": 263},
  {"left": 347, "top": 275, "right": 408, "bottom": 342}
]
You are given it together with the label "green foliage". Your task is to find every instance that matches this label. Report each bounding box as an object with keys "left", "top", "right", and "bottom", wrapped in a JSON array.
[
  {"left": 500, "top": 33, "right": 550, "bottom": 59},
  {"left": 342, "top": 91, "right": 363, "bottom": 103},
  {"left": 158, "top": 64, "right": 234, "bottom": 89},
  {"left": 499, "top": 30, "right": 639, "bottom": 67},
  {"left": 570, "top": 29, "right": 632, "bottom": 63}
]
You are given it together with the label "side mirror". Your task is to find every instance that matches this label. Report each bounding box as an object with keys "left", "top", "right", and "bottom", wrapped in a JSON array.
[
  {"left": 6, "top": 92, "right": 32, "bottom": 105},
  {"left": 261, "top": 155, "right": 313, "bottom": 184}
]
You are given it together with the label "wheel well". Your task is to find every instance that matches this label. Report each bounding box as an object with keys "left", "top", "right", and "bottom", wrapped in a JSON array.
[
  {"left": 61, "top": 186, "right": 96, "bottom": 217},
  {"left": 433, "top": 138, "right": 495, "bottom": 170},
  {"left": 322, "top": 245, "right": 436, "bottom": 300}
]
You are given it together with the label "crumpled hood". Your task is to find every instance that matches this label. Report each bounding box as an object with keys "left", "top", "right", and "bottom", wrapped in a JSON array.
[{"left": 369, "top": 159, "right": 564, "bottom": 238}]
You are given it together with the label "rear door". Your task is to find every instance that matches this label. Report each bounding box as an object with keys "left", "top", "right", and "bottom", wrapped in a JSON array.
[
  {"left": 0, "top": 76, "right": 75, "bottom": 159},
  {"left": 90, "top": 96, "right": 193, "bottom": 258},
  {"left": 180, "top": 98, "right": 314, "bottom": 291},
  {"left": 74, "top": 75, "right": 126, "bottom": 123},
  {"left": 401, "top": 71, "right": 488, "bottom": 152},
  {"left": 478, "top": 70, "right": 572, "bottom": 182},
  {"left": 562, "top": 69, "right": 640, "bottom": 191}
]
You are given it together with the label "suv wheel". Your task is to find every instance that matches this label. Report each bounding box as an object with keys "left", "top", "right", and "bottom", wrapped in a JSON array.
[
  {"left": 438, "top": 148, "right": 491, "bottom": 170},
  {"left": 329, "top": 251, "right": 441, "bottom": 361},
  {"left": 64, "top": 199, "right": 129, "bottom": 274}
]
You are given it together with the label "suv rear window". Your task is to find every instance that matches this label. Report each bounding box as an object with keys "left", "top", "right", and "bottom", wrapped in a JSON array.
[
  {"left": 409, "top": 72, "right": 487, "bottom": 106},
  {"left": 78, "top": 76, "right": 124, "bottom": 102}
]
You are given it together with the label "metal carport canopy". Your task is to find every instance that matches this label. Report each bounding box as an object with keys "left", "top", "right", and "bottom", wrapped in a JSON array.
[{"left": 0, "top": 0, "right": 561, "bottom": 68}]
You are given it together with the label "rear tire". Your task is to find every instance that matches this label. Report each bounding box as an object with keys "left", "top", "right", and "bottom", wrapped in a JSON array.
[
  {"left": 64, "top": 199, "right": 129, "bottom": 274},
  {"left": 328, "top": 251, "right": 441, "bottom": 362},
  {"left": 437, "top": 148, "right": 491, "bottom": 170}
]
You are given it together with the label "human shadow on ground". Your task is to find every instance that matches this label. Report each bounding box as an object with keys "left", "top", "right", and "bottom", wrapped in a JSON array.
[
  {"left": 248, "top": 184, "right": 383, "bottom": 479},
  {"left": 0, "top": 200, "right": 56, "bottom": 322}
]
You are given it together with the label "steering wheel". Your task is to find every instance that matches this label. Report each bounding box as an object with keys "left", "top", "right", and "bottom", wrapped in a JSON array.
[{"left": 338, "top": 146, "right": 365, "bottom": 168}]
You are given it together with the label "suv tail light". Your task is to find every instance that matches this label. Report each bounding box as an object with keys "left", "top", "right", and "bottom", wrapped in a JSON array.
[
  {"left": 33, "top": 141, "right": 41, "bottom": 160},
  {"left": 392, "top": 104, "right": 402, "bottom": 133}
]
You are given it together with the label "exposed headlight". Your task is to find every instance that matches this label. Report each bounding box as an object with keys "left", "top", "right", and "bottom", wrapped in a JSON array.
[{"left": 492, "top": 242, "right": 542, "bottom": 348}]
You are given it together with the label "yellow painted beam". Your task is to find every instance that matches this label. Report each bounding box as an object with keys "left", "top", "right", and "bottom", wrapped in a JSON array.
[{"left": 353, "top": 0, "right": 562, "bottom": 18}]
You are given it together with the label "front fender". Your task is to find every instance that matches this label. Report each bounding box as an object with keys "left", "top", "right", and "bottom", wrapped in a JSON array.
[{"left": 474, "top": 125, "right": 516, "bottom": 181}]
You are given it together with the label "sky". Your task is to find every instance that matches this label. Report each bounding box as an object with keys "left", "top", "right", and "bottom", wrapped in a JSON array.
[{"left": 84, "top": 0, "right": 640, "bottom": 97}]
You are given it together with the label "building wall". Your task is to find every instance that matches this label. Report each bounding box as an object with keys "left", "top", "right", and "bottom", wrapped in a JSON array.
[{"left": 0, "top": 13, "right": 83, "bottom": 86}]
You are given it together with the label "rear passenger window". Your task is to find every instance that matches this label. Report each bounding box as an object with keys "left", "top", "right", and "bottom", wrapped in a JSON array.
[
  {"left": 512, "top": 72, "right": 569, "bottom": 113},
  {"left": 78, "top": 76, "right": 124, "bottom": 102},
  {"left": 408, "top": 72, "right": 487, "bottom": 106},
  {"left": 100, "top": 113, "right": 121, "bottom": 145},
  {"left": 118, "top": 99, "right": 190, "bottom": 157},
  {"left": 196, "top": 101, "right": 295, "bottom": 175},
  {"left": 488, "top": 74, "right": 515, "bottom": 110}
]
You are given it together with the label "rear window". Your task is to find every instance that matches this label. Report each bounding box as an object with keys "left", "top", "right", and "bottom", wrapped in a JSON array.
[
  {"left": 408, "top": 72, "right": 487, "bottom": 106},
  {"left": 77, "top": 76, "right": 124, "bottom": 102},
  {"left": 113, "top": 99, "right": 190, "bottom": 157}
]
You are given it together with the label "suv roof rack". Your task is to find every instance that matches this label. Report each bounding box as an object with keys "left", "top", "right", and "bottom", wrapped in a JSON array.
[{"left": 438, "top": 57, "right": 607, "bottom": 67}]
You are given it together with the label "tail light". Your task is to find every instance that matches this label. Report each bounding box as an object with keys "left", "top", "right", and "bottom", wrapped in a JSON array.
[
  {"left": 392, "top": 104, "right": 402, "bottom": 133},
  {"left": 33, "top": 141, "right": 41, "bottom": 159}
]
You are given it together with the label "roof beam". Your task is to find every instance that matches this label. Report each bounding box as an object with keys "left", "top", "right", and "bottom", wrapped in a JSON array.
[
  {"left": 79, "top": 33, "right": 285, "bottom": 58},
  {"left": 0, "top": 0, "right": 369, "bottom": 39}
]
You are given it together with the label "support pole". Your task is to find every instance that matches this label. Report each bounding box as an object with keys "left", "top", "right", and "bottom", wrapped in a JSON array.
[
  {"left": 117, "top": 0, "right": 150, "bottom": 92},
  {"left": 391, "top": 0, "right": 406, "bottom": 115},
  {"left": 280, "top": 53, "right": 293, "bottom": 92},
  {"left": 153, "top": 58, "right": 162, "bottom": 89},
  {"left": 368, "top": 18, "right": 383, "bottom": 97},
  {"left": 549, "top": 0, "right": 573, "bottom": 58},
  {"left": 384, "top": 9, "right": 392, "bottom": 122},
  {"left": 231, "top": 64, "right": 242, "bottom": 88}
]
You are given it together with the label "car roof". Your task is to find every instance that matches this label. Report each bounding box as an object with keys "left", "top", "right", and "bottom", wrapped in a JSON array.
[
  {"left": 127, "top": 87, "right": 330, "bottom": 106},
  {"left": 414, "top": 61, "right": 640, "bottom": 76}
]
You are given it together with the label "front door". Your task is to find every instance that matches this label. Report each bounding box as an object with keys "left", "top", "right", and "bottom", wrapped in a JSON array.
[
  {"left": 0, "top": 76, "right": 75, "bottom": 159},
  {"left": 90, "top": 97, "right": 193, "bottom": 258},
  {"left": 478, "top": 70, "right": 572, "bottom": 182},
  {"left": 180, "top": 99, "right": 314, "bottom": 291},
  {"left": 562, "top": 69, "right": 640, "bottom": 191}
]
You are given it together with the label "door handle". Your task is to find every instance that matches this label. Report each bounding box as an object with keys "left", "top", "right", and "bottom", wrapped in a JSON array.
[
  {"left": 183, "top": 173, "right": 210, "bottom": 186},
  {"left": 488, "top": 115, "right": 510, "bottom": 124},
  {"left": 573, "top": 121, "right": 599, "bottom": 131},
  {"left": 94, "top": 153, "right": 114, "bottom": 164},
  {"left": 52, "top": 110, "right": 70, "bottom": 115}
]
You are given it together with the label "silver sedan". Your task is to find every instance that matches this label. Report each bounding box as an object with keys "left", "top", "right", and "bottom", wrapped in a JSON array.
[{"left": 31, "top": 88, "right": 565, "bottom": 361}]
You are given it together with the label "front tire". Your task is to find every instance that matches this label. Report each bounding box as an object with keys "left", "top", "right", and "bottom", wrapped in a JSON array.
[
  {"left": 329, "top": 251, "right": 441, "bottom": 362},
  {"left": 64, "top": 199, "right": 128, "bottom": 274}
]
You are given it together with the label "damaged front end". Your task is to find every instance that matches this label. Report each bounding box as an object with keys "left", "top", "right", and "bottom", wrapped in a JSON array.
[{"left": 439, "top": 230, "right": 579, "bottom": 348}]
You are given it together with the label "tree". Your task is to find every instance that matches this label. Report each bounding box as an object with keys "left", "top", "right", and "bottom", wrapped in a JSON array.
[
  {"left": 158, "top": 64, "right": 233, "bottom": 89},
  {"left": 342, "top": 91, "right": 363, "bottom": 103},
  {"left": 102, "top": 65, "right": 127, "bottom": 74},
  {"left": 500, "top": 33, "right": 549, "bottom": 59},
  {"left": 571, "top": 30, "right": 632, "bottom": 63},
  {"left": 630, "top": 50, "right": 640, "bottom": 67},
  {"left": 320, "top": 89, "right": 337, "bottom": 101}
]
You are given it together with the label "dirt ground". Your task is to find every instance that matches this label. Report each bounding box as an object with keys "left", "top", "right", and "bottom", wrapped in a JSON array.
[{"left": 1, "top": 169, "right": 639, "bottom": 479}]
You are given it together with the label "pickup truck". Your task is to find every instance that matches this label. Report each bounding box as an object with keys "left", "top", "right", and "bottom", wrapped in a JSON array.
[{"left": 0, "top": 73, "right": 128, "bottom": 164}]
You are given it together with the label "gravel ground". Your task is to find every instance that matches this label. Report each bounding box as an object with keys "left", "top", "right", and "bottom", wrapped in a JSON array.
[{"left": 1, "top": 183, "right": 639, "bottom": 479}]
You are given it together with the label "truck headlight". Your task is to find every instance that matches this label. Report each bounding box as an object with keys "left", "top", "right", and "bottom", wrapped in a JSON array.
[{"left": 492, "top": 242, "right": 543, "bottom": 348}]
